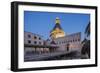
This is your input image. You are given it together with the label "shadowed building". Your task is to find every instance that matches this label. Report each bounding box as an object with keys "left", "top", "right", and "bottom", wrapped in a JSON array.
[
  {"left": 24, "top": 32, "right": 58, "bottom": 56},
  {"left": 24, "top": 32, "right": 44, "bottom": 45},
  {"left": 24, "top": 32, "right": 49, "bottom": 55}
]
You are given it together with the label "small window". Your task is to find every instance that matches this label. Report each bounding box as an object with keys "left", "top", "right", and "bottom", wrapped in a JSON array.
[
  {"left": 39, "top": 42, "right": 41, "bottom": 45},
  {"left": 34, "top": 41, "right": 37, "bottom": 44},
  {"left": 67, "top": 48, "right": 69, "bottom": 51},
  {"left": 28, "top": 40, "right": 31, "bottom": 44},
  {"left": 67, "top": 44, "right": 69, "bottom": 51},
  {"left": 34, "top": 36, "right": 37, "bottom": 39},
  {"left": 75, "top": 39, "right": 77, "bottom": 42},
  {"left": 78, "top": 39, "right": 80, "bottom": 41},
  {"left": 39, "top": 37, "right": 41, "bottom": 40},
  {"left": 73, "top": 40, "right": 74, "bottom": 42},
  {"left": 28, "top": 35, "right": 31, "bottom": 38}
]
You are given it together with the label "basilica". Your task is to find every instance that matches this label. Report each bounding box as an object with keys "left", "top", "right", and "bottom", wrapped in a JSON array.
[
  {"left": 47, "top": 17, "right": 82, "bottom": 53},
  {"left": 24, "top": 17, "right": 82, "bottom": 59}
]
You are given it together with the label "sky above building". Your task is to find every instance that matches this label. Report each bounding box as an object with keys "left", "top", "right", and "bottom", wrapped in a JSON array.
[{"left": 24, "top": 11, "right": 90, "bottom": 40}]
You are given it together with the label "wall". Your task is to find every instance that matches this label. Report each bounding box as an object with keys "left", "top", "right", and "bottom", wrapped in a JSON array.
[{"left": 0, "top": 0, "right": 99, "bottom": 73}]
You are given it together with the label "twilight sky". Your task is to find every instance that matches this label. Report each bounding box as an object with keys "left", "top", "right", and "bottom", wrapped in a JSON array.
[{"left": 24, "top": 11, "right": 90, "bottom": 40}]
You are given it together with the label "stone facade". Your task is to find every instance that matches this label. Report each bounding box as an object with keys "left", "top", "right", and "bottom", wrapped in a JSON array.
[
  {"left": 24, "top": 32, "right": 50, "bottom": 54},
  {"left": 24, "top": 32, "right": 44, "bottom": 45},
  {"left": 53, "top": 32, "right": 82, "bottom": 53}
]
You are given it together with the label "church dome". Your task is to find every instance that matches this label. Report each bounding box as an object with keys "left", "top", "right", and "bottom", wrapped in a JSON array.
[{"left": 50, "top": 17, "right": 65, "bottom": 39}]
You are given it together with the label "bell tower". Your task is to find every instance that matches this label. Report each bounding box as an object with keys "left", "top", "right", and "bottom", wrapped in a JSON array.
[{"left": 50, "top": 17, "right": 65, "bottom": 39}]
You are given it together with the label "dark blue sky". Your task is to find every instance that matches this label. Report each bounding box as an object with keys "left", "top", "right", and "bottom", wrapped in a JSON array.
[{"left": 24, "top": 11, "right": 90, "bottom": 40}]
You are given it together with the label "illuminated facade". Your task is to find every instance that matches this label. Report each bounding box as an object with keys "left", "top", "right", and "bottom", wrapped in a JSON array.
[
  {"left": 49, "top": 17, "right": 82, "bottom": 53},
  {"left": 50, "top": 17, "right": 65, "bottom": 39},
  {"left": 54, "top": 32, "right": 82, "bottom": 52}
]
